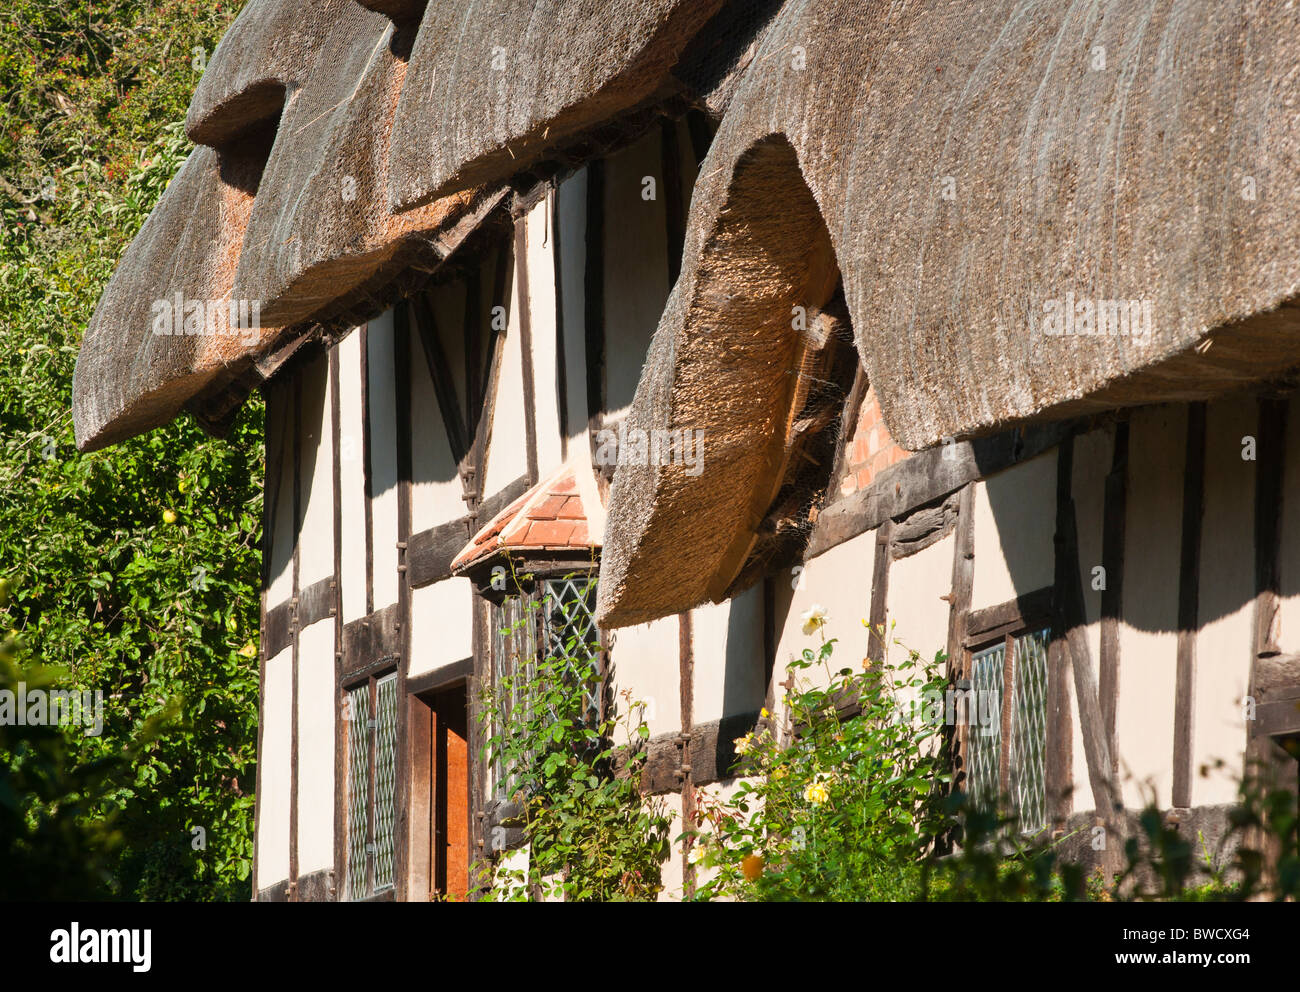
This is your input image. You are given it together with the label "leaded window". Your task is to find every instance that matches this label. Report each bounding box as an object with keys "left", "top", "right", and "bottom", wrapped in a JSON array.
[
  {"left": 966, "top": 627, "right": 1050, "bottom": 835},
  {"left": 345, "top": 669, "right": 399, "bottom": 899},
  {"left": 487, "top": 575, "right": 601, "bottom": 801}
]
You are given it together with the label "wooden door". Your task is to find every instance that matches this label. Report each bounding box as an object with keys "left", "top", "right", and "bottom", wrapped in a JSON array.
[{"left": 411, "top": 684, "right": 470, "bottom": 901}]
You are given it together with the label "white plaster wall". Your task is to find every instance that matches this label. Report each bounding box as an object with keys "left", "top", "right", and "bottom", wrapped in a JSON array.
[
  {"left": 266, "top": 382, "right": 296, "bottom": 610},
  {"left": 656, "top": 791, "right": 686, "bottom": 902},
  {"left": 883, "top": 534, "right": 956, "bottom": 739},
  {"left": 296, "top": 619, "right": 335, "bottom": 874},
  {"left": 1193, "top": 394, "right": 1256, "bottom": 805},
  {"left": 691, "top": 585, "right": 766, "bottom": 724},
  {"left": 885, "top": 534, "right": 954, "bottom": 669},
  {"left": 298, "top": 353, "right": 334, "bottom": 589},
  {"left": 525, "top": 194, "right": 564, "bottom": 479},
  {"left": 409, "top": 326, "right": 466, "bottom": 533},
  {"left": 608, "top": 617, "right": 682, "bottom": 739},
  {"left": 481, "top": 263, "right": 530, "bottom": 497},
  {"left": 430, "top": 279, "right": 469, "bottom": 414},
  {"left": 409, "top": 579, "right": 473, "bottom": 678},
  {"left": 1116, "top": 405, "right": 1186, "bottom": 809},
  {"left": 367, "top": 310, "right": 400, "bottom": 611},
  {"left": 603, "top": 128, "right": 670, "bottom": 419},
  {"left": 338, "top": 331, "right": 368, "bottom": 624},
  {"left": 1072, "top": 429, "right": 1111, "bottom": 673},
  {"left": 257, "top": 646, "right": 292, "bottom": 886},
  {"left": 971, "top": 451, "right": 1057, "bottom": 611},
  {"left": 772, "top": 529, "right": 877, "bottom": 701}
]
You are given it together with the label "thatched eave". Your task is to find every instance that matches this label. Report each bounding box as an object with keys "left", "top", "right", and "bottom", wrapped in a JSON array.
[{"left": 386, "top": 0, "right": 727, "bottom": 211}]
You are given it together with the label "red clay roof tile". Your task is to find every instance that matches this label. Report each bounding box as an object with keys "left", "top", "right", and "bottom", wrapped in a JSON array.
[{"left": 449, "top": 463, "right": 600, "bottom": 573}]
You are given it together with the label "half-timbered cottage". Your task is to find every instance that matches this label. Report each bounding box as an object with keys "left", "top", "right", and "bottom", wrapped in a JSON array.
[{"left": 74, "top": 0, "right": 1300, "bottom": 900}]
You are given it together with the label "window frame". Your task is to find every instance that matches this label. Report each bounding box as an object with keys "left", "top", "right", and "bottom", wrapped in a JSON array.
[
  {"left": 342, "top": 661, "right": 400, "bottom": 901},
  {"left": 959, "top": 586, "right": 1060, "bottom": 835},
  {"left": 479, "top": 565, "right": 605, "bottom": 820}
]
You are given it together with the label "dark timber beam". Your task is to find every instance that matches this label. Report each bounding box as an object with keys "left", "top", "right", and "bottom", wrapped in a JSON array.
[
  {"left": 394, "top": 303, "right": 414, "bottom": 902},
  {"left": 1099, "top": 417, "right": 1129, "bottom": 776},
  {"left": 514, "top": 217, "right": 540, "bottom": 485},
  {"left": 943, "top": 484, "right": 975, "bottom": 803},
  {"left": 866, "top": 521, "right": 892, "bottom": 663},
  {"left": 1173, "top": 403, "right": 1207, "bottom": 809}
]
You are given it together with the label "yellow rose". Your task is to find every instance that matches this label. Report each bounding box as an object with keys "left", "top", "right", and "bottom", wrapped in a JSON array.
[
  {"left": 803, "top": 781, "right": 830, "bottom": 806},
  {"left": 741, "top": 854, "right": 764, "bottom": 881}
]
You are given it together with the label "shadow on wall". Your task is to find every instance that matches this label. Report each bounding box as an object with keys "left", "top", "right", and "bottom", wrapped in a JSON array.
[{"left": 979, "top": 393, "right": 1269, "bottom": 636}]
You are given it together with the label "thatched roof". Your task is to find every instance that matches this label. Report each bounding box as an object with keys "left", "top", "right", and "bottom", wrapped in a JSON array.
[
  {"left": 74, "top": 0, "right": 722, "bottom": 452},
  {"left": 74, "top": 2, "right": 1300, "bottom": 628},
  {"left": 595, "top": 0, "right": 1300, "bottom": 626}
]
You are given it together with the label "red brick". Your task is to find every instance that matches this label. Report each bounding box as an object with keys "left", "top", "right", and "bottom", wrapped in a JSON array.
[
  {"left": 569, "top": 521, "right": 590, "bottom": 545},
  {"left": 857, "top": 467, "right": 873, "bottom": 490}
]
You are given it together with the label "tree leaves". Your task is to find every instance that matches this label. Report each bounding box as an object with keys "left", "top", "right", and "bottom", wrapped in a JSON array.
[{"left": 0, "top": 2, "right": 255, "bottom": 900}]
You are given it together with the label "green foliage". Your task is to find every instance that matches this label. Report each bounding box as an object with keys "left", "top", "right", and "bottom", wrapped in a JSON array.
[
  {"left": 476, "top": 574, "right": 672, "bottom": 901},
  {"left": 693, "top": 631, "right": 1300, "bottom": 902},
  {"left": 690, "top": 634, "right": 953, "bottom": 901},
  {"left": 0, "top": 649, "right": 122, "bottom": 900},
  {"left": 0, "top": 1, "right": 256, "bottom": 899}
]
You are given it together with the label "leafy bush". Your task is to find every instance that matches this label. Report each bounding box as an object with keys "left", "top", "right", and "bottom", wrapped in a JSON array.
[
  {"left": 690, "top": 619, "right": 1299, "bottom": 902},
  {"left": 477, "top": 574, "right": 672, "bottom": 901},
  {"left": 689, "top": 626, "right": 952, "bottom": 901}
]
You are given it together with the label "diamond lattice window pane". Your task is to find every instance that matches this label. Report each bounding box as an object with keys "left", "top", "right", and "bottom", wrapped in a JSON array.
[
  {"left": 542, "top": 577, "right": 600, "bottom": 724},
  {"left": 345, "top": 684, "right": 371, "bottom": 900},
  {"left": 968, "top": 643, "right": 1005, "bottom": 814},
  {"left": 492, "top": 592, "right": 541, "bottom": 799},
  {"left": 372, "top": 673, "right": 398, "bottom": 892},
  {"left": 1011, "top": 628, "right": 1050, "bottom": 834}
]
